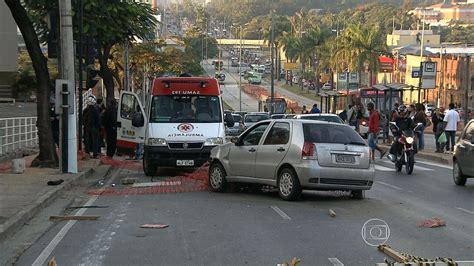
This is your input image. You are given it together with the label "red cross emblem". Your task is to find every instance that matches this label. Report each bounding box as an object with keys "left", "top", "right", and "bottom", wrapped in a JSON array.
[{"left": 178, "top": 123, "right": 194, "bottom": 133}]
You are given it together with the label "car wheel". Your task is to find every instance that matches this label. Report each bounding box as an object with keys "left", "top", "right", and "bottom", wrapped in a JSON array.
[
  {"left": 143, "top": 157, "right": 157, "bottom": 177},
  {"left": 277, "top": 168, "right": 301, "bottom": 201},
  {"left": 208, "top": 162, "right": 227, "bottom": 192},
  {"left": 352, "top": 190, "right": 365, "bottom": 200},
  {"left": 453, "top": 160, "right": 467, "bottom": 186}
]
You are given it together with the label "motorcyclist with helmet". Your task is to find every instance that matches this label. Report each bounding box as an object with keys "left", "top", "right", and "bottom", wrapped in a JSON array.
[{"left": 388, "top": 104, "right": 417, "bottom": 161}]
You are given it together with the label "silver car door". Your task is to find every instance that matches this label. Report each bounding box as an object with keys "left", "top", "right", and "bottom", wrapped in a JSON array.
[
  {"left": 229, "top": 122, "right": 270, "bottom": 177},
  {"left": 255, "top": 122, "right": 291, "bottom": 179}
]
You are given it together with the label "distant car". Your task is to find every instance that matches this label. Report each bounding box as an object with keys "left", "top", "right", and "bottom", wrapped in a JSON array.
[
  {"left": 242, "top": 112, "right": 270, "bottom": 130},
  {"left": 292, "top": 114, "right": 344, "bottom": 124},
  {"left": 321, "top": 83, "right": 332, "bottom": 91},
  {"left": 271, "top": 114, "right": 285, "bottom": 119},
  {"left": 226, "top": 114, "right": 243, "bottom": 136},
  {"left": 453, "top": 119, "right": 474, "bottom": 186},
  {"left": 208, "top": 120, "right": 374, "bottom": 200}
]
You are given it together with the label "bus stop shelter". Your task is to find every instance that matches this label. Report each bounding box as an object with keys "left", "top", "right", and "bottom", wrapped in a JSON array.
[{"left": 366, "top": 83, "right": 407, "bottom": 112}]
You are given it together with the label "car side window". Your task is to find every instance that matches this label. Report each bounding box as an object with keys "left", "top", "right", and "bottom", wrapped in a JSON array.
[
  {"left": 463, "top": 122, "right": 474, "bottom": 141},
  {"left": 263, "top": 122, "right": 290, "bottom": 145},
  {"left": 121, "top": 94, "right": 139, "bottom": 120},
  {"left": 241, "top": 123, "right": 270, "bottom": 146}
]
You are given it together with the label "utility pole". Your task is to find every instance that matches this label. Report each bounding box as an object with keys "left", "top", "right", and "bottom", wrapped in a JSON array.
[
  {"left": 464, "top": 55, "right": 471, "bottom": 125},
  {"left": 59, "top": 0, "right": 77, "bottom": 173},
  {"left": 270, "top": 10, "right": 275, "bottom": 114},
  {"left": 124, "top": 40, "right": 130, "bottom": 91},
  {"left": 417, "top": 11, "right": 426, "bottom": 104},
  {"left": 77, "top": 0, "right": 84, "bottom": 151},
  {"left": 239, "top": 25, "right": 242, "bottom": 112}
]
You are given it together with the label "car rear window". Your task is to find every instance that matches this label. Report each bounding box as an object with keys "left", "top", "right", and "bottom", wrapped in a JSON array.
[
  {"left": 301, "top": 115, "right": 343, "bottom": 124},
  {"left": 303, "top": 124, "right": 366, "bottom": 145}
]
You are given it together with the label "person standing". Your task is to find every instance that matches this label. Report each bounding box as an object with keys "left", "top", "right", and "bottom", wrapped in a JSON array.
[
  {"left": 310, "top": 104, "right": 321, "bottom": 114},
  {"left": 391, "top": 103, "right": 400, "bottom": 122},
  {"left": 83, "top": 98, "right": 100, "bottom": 159},
  {"left": 413, "top": 103, "right": 427, "bottom": 151},
  {"left": 102, "top": 99, "right": 118, "bottom": 158},
  {"left": 432, "top": 107, "right": 445, "bottom": 153},
  {"left": 367, "top": 102, "right": 386, "bottom": 160},
  {"left": 301, "top": 105, "right": 309, "bottom": 114},
  {"left": 347, "top": 104, "right": 359, "bottom": 132},
  {"left": 443, "top": 103, "right": 461, "bottom": 152},
  {"left": 96, "top": 98, "right": 106, "bottom": 155}
]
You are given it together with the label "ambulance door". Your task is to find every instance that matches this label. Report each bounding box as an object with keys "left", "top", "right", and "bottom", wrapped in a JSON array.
[{"left": 116, "top": 91, "right": 146, "bottom": 155}]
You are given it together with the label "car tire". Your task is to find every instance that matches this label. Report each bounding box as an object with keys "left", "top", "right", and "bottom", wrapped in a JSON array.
[
  {"left": 143, "top": 156, "right": 157, "bottom": 177},
  {"left": 277, "top": 168, "right": 301, "bottom": 201},
  {"left": 453, "top": 160, "right": 467, "bottom": 186},
  {"left": 208, "top": 162, "right": 227, "bottom": 192},
  {"left": 352, "top": 190, "right": 365, "bottom": 200},
  {"left": 395, "top": 161, "right": 402, "bottom": 172}
]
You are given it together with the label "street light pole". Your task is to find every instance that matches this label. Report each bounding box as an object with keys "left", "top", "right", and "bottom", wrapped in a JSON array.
[
  {"left": 78, "top": 0, "right": 84, "bottom": 151},
  {"left": 239, "top": 25, "right": 242, "bottom": 112},
  {"left": 270, "top": 10, "right": 275, "bottom": 114}
]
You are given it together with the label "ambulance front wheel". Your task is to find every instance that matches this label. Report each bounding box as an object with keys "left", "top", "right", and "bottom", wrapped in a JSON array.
[{"left": 143, "top": 156, "right": 157, "bottom": 176}]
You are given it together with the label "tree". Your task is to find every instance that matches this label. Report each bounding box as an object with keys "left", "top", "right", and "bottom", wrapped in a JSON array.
[
  {"left": 302, "top": 26, "right": 328, "bottom": 93},
  {"left": 262, "top": 15, "right": 291, "bottom": 81},
  {"left": 5, "top": 0, "right": 58, "bottom": 167}
]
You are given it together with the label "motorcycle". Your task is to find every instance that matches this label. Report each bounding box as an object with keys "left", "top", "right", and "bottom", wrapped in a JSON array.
[{"left": 388, "top": 122, "right": 423, "bottom": 175}]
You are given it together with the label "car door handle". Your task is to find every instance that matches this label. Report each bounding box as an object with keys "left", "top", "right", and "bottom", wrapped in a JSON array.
[
  {"left": 248, "top": 148, "right": 256, "bottom": 153},
  {"left": 277, "top": 147, "right": 285, "bottom": 152}
]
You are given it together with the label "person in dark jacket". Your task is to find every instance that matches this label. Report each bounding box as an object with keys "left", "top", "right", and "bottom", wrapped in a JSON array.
[
  {"left": 413, "top": 103, "right": 427, "bottom": 151},
  {"left": 83, "top": 98, "right": 100, "bottom": 158},
  {"left": 102, "top": 99, "right": 118, "bottom": 158},
  {"left": 432, "top": 107, "right": 446, "bottom": 153}
]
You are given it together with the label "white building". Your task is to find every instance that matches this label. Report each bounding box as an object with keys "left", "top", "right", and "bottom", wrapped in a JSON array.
[{"left": 0, "top": 2, "right": 18, "bottom": 99}]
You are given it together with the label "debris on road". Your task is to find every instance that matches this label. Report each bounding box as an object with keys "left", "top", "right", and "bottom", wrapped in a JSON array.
[
  {"left": 328, "top": 209, "right": 337, "bottom": 217},
  {"left": 377, "top": 244, "right": 460, "bottom": 265},
  {"left": 97, "top": 180, "right": 105, "bottom": 186},
  {"left": 47, "top": 179, "right": 64, "bottom": 186},
  {"left": 121, "top": 177, "right": 139, "bottom": 185},
  {"left": 67, "top": 205, "right": 109, "bottom": 209},
  {"left": 132, "top": 181, "right": 182, "bottom": 188},
  {"left": 140, "top": 224, "right": 169, "bottom": 229},
  {"left": 49, "top": 215, "right": 100, "bottom": 221},
  {"left": 47, "top": 257, "right": 57, "bottom": 266},
  {"left": 417, "top": 217, "right": 446, "bottom": 228},
  {"left": 11, "top": 158, "right": 26, "bottom": 174},
  {"left": 378, "top": 244, "right": 407, "bottom": 262},
  {"left": 111, "top": 183, "right": 116, "bottom": 187},
  {"left": 278, "top": 257, "right": 301, "bottom": 266}
]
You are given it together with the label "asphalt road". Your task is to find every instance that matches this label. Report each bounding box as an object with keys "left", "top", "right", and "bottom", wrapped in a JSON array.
[{"left": 15, "top": 158, "right": 474, "bottom": 265}]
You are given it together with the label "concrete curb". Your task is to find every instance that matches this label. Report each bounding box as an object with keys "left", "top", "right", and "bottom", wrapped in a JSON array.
[{"left": 0, "top": 167, "right": 94, "bottom": 242}]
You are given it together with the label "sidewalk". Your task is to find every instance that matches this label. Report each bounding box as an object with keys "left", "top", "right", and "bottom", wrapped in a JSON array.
[{"left": 0, "top": 153, "right": 101, "bottom": 241}]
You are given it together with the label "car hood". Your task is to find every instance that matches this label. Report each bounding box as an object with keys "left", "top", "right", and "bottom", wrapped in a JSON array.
[{"left": 147, "top": 123, "right": 224, "bottom": 141}]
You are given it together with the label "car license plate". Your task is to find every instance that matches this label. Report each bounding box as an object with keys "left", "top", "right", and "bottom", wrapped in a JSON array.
[
  {"left": 176, "top": 160, "right": 194, "bottom": 166},
  {"left": 335, "top": 154, "right": 355, "bottom": 164}
]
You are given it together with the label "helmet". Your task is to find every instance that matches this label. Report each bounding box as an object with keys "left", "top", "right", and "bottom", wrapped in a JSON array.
[{"left": 398, "top": 105, "right": 407, "bottom": 113}]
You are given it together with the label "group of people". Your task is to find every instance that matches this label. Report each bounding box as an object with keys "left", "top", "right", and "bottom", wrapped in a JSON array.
[
  {"left": 301, "top": 104, "right": 321, "bottom": 114},
  {"left": 82, "top": 97, "right": 118, "bottom": 159}
]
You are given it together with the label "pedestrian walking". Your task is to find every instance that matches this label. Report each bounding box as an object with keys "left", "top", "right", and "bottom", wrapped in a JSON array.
[
  {"left": 310, "top": 104, "right": 321, "bottom": 114},
  {"left": 432, "top": 107, "right": 446, "bottom": 153},
  {"left": 367, "top": 102, "right": 386, "bottom": 160},
  {"left": 102, "top": 99, "right": 118, "bottom": 158},
  {"left": 347, "top": 104, "right": 360, "bottom": 132},
  {"left": 413, "top": 103, "right": 427, "bottom": 151},
  {"left": 443, "top": 103, "right": 461, "bottom": 152},
  {"left": 96, "top": 98, "right": 106, "bottom": 155},
  {"left": 301, "top": 105, "right": 309, "bottom": 114},
  {"left": 83, "top": 98, "right": 100, "bottom": 159},
  {"left": 391, "top": 103, "right": 400, "bottom": 122}
]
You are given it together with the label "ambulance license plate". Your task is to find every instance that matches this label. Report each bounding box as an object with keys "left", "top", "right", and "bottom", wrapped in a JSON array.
[{"left": 176, "top": 160, "right": 194, "bottom": 166}]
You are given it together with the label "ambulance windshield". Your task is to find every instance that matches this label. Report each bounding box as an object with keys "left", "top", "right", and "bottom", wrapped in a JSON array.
[{"left": 150, "top": 95, "right": 222, "bottom": 123}]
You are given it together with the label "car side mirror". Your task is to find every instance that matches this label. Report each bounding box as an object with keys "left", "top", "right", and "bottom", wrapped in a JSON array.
[
  {"left": 225, "top": 113, "right": 235, "bottom": 128},
  {"left": 132, "top": 113, "right": 145, "bottom": 127}
]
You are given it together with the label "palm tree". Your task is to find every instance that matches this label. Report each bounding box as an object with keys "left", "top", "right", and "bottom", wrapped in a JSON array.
[
  {"left": 301, "top": 26, "right": 327, "bottom": 93},
  {"left": 281, "top": 31, "right": 300, "bottom": 63},
  {"left": 263, "top": 15, "right": 291, "bottom": 81}
]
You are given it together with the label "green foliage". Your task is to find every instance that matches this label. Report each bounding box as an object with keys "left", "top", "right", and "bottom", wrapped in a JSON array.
[
  {"left": 12, "top": 69, "right": 37, "bottom": 95},
  {"left": 183, "top": 35, "right": 218, "bottom": 61},
  {"left": 439, "top": 24, "right": 474, "bottom": 43}
]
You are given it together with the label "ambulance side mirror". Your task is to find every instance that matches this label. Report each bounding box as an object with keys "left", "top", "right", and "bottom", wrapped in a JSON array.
[
  {"left": 225, "top": 113, "right": 234, "bottom": 128},
  {"left": 132, "top": 113, "right": 145, "bottom": 127}
]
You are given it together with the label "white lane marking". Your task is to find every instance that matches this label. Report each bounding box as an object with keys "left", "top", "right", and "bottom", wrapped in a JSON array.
[
  {"left": 413, "top": 165, "right": 434, "bottom": 171},
  {"left": 374, "top": 165, "right": 394, "bottom": 172},
  {"left": 455, "top": 207, "right": 474, "bottom": 215},
  {"left": 33, "top": 169, "right": 121, "bottom": 266},
  {"left": 132, "top": 181, "right": 182, "bottom": 188},
  {"left": 270, "top": 206, "right": 291, "bottom": 220},
  {"left": 376, "top": 181, "right": 403, "bottom": 190},
  {"left": 417, "top": 160, "right": 452, "bottom": 169},
  {"left": 328, "top": 257, "right": 344, "bottom": 266}
]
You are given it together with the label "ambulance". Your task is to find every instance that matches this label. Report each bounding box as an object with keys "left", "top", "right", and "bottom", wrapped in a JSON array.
[{"left": 117, "top": 77, "right": 234, "bottom": 176}]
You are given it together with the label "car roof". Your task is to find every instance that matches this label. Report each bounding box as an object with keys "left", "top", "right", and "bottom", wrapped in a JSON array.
[
  {"left": 246, "top": 112, "right": 269, "bottom": 115},
  {"left": 253, "top": 119, "right": 350, "bottom": 127},
  {"left": 294, "top": 114, "right": 340, "bottom": 118}
]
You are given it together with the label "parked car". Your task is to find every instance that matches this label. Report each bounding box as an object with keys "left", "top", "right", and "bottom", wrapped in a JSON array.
[
  {"left": 242, "top": 112, "right": 270, "bottom": 130},
  {"left": 271, "top": 114, "right": 285, "bottom": 119},
  {"left": 225, "top": 114, "right": 243, "bottom": 136},
  {"left": 292, "top": 114, "right": 344, "bottom": 124},
  {"left": 453, "top": 119, "right": 474, "bottom": 186},
  {"left": 208, "top": 120, "right": 374, "bottom": 200}
]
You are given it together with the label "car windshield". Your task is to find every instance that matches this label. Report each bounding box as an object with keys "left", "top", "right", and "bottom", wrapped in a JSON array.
[
  {"left": 245, "top": 114, "right": 269, "bottom": 123},
  {"left": 232, "top": 115, "right": 242, "bottom": 123},
  {"left": 300, "top": 115, "right": 343, "bottom": 124},
  {"left": 303, "top": 124, "right": 366, "bottom": 145},
  {"left": 149, "top": 95, "right": 222, "bottom": 123}
]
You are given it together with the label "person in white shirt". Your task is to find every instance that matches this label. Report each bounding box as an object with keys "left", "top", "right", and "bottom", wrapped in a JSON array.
[{"left": 443, "top": 103, "right": 461, "bottom": 152}]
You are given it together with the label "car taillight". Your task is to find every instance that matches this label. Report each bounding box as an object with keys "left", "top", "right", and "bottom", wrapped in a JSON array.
[{"left": 302, "top": 142, "right": 316, "bottom": 160}]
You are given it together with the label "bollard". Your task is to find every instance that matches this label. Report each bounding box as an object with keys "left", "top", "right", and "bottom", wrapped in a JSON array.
[{"left": 11, "top": 158, "right": 26, "bottom": 174}]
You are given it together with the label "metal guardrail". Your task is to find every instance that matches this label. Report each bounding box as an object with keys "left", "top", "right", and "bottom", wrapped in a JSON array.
[{"left": 0, "top": 117, "right": 38, "bottom": 156}]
